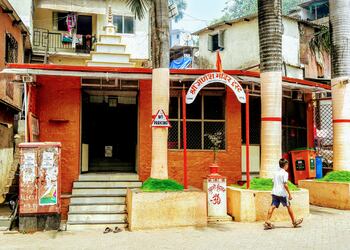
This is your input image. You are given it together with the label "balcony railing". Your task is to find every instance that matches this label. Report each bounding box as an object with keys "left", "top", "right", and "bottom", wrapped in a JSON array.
[{"left": 33, "top": 28, "right": 95, "bottom": 54}]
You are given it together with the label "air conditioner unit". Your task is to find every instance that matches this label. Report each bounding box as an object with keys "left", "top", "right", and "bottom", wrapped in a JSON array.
[{"left": 292, "top": 90, "right": 303, "bottom": 101}]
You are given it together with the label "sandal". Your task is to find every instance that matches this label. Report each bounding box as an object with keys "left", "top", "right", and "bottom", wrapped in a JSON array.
[
  {"left": 113, "top": 226, "right": 122, "bottom": 233},
  {"left": 264, "top": 221, "right": 274, "bottom": 229},
  {"left": 103, "top": 227, "right": 113, "bottom": 234},
  {"left": 293, "top": 218, "right": 303, "bottom": 228}
]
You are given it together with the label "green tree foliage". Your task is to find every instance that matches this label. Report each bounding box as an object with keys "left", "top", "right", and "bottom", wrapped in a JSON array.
[
  {"left": 125, "top": 0, "right": 186, "bottom": 22},
  {"left": 213, "top": 0, "right": 307, "bottom": 23},
  {"left": 171, "top": 0, "right": 187, "bottom": 23}
]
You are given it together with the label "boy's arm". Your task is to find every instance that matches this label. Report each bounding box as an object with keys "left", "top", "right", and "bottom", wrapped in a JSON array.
[{"left": 284, "top": 183, "right": 292, "bottom": 200}]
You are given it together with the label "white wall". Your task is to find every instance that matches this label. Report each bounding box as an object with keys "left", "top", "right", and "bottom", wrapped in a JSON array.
[{"left": 197, "top": 17, "right": 303, "bottom": 79}]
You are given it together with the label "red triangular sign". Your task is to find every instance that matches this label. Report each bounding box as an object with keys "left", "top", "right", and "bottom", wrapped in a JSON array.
[{"left": 151, "top": 109, "right": 171, "bottom": 128}]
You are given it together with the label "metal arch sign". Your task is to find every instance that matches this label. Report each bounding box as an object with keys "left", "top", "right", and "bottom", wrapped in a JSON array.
[{"left": 186, "top": 72, "right": 246, "bottom": 104}]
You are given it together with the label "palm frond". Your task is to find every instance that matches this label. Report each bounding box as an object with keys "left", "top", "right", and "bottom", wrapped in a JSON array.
[{"left": 125, "top": 0, "right": 152, "bottom": 20}]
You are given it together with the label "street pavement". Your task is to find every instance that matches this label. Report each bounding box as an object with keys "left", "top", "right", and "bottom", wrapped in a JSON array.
[{"left": 1, "top": 206, "right": 350, "bottom": 250}]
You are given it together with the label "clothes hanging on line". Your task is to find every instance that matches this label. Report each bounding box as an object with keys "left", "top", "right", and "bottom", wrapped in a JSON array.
[{"left": 66, "top": 13, "right": 77, "bottom": 35}]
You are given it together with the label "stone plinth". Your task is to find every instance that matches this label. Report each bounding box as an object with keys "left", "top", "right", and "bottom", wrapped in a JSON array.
[
  {"left": 227, "top": 187, "right": 309, "bottom": 222},
  {"left": 127, "top": 188, "right": 207, "bottom": 231},
  {"left": 299, "top": 180, "right": 350, "bottom": 210}
]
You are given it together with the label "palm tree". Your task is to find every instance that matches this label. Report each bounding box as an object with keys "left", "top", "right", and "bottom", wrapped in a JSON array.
[
  {"left": 257, "top": 0, "right": 283, "bottom": 178},
  {"left": 125, "top": 0, "right": 170, "bottom": 179},
  {"left": 329, "top": 1, "right": 350, "bottom": 170}
]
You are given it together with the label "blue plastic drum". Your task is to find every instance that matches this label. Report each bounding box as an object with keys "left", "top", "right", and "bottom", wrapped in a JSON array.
[{"left": 316, "top": 156, "right": 323, "bottom": 179}]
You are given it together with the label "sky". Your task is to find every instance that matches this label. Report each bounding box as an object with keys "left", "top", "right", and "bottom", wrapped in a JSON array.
[{"left": 172, "top": 0, "right": 226, "bottom": 33}]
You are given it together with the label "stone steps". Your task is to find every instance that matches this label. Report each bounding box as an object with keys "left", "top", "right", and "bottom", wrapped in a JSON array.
[
  {"left": 78, "top": 173, "right": 139, "bottom": 181},
  {"left": 73, "top": 181, "right": 142, "bottom": 188},
  {"left": 68, "top": 204, "right": 126, "bottom": 213},
  {"left": 67, "top": 212, "right": 127, "bottom": 223},
  {"left": 67, "top": 173, "right": 141, "bottom": 230},
  {"left": 70, "top": 196, "right": 125, "bottom": 204}
]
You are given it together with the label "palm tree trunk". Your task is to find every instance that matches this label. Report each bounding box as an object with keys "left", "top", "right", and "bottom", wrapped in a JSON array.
[
  {"left": 258, "top": 0, "right": 283, "bottom": 178},
  {"left": 150, "top": 0, "right": 170, "bottom": 179},
  {"left": 329, "top": 1, "right": 350, "bottom": 170}
]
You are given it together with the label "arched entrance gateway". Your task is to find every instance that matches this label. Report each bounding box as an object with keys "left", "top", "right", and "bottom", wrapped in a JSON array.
[{"left": 184, "top": 71, "right": 250, "bottom": 188}]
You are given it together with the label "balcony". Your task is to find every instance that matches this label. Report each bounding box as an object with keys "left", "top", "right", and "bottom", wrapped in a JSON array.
[{"left": 32, "top": 28, "right": 96, "bottom": 55}]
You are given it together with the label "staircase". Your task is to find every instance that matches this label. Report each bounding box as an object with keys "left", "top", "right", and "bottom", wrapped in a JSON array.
[{"left": 67, "top": 173, "right": 142, "bottom": 230}]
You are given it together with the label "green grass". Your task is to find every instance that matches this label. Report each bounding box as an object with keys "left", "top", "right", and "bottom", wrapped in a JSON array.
[
  {"left": 232, "top": 177, "right": 299, "bottom": 191},
  {"left": 141, "top": 178, "right": 184, "bottom": 192},
  {"left": 318, "top": 171, "right": 350, "bottom": 183}
]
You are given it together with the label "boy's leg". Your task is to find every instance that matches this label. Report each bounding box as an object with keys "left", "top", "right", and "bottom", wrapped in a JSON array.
[
  {"left": 286, "top": 206, "right": 296, "bottom": 224},
  {"left": 265, "top": 205, "right": 276, "bottom": 224}
]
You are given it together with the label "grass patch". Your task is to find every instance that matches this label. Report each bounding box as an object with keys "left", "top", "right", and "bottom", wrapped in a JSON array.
[
  {"left": 141, "top": 178, "right": 184, "bottom": 192},
  {"left": 318, "top": 171, "right": 350, "bottom": 183},
  {"left": 232, "top": 178, "right": 299, "bottom": 191}
]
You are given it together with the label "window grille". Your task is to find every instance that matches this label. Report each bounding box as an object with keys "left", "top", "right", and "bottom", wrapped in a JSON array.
[
  {"left": 5, "top": 33, "right": 18, "bottom": 63},
  {"left": 168, "top": 92, "right": 226, "bottom": 150}
]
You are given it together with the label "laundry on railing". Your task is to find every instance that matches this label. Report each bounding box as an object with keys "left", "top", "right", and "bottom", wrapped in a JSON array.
[{"left": 62, "top": 34, "right": 72, "bottom": 43}]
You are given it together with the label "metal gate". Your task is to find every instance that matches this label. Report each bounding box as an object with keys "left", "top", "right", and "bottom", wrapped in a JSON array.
[{"left": 314, "top": 98, "right": 333, "bottom": 167}]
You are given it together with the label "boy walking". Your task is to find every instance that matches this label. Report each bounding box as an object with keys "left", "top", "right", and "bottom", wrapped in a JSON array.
[{"left": 264, "top": 159, "right": 303, "bottom": 229}]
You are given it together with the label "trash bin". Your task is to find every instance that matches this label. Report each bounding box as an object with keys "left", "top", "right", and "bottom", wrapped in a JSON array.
[
  {"left": 290, "top": 148, "right": 316, "bottom": 184},
  {"left": 316, "top": 156, "right": 323, "bottom": 179}
]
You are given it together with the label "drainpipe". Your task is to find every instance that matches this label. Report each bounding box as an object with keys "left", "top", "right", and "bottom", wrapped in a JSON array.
[{"left": 23, "top": 80, "right": 28, "bottom": 142}]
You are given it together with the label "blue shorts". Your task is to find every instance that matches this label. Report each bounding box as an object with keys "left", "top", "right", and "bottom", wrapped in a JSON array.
[{"left": 271, "top": 195, "right": 290, "bottom": 208}]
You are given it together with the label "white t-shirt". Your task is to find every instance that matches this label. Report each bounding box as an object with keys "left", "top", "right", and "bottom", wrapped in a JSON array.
[{"left": 272, "top": 168, "right": 289, "bottom": 197}]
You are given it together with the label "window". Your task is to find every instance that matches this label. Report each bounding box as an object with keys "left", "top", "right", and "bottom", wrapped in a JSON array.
[
  {"left": 54, "top": 12, "right": 68, "bottom": 31},
  {"left": 208, "top": 30, "right": 225, "bottom": 52},
  {"left": 5, "top": 33, "right": 18, "bottom": 63},
  {"left": 113, "top": 15, "right": 134, "bottom": 34},
  {"left": 168, "top": 93, "right": 226, "bottom": 150}
]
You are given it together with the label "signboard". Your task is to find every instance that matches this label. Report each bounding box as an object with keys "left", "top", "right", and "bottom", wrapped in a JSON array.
[
  {"left": 151, "top": 109, "right": 171, "bottom": 128},
  {"left": 186, "top": 72, "right": 246, "bottom": 104}
]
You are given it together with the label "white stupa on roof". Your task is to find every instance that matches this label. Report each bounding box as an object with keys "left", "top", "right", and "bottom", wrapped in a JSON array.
[{"left": 86, "top": 5, "right": 135, "bottom": 67}]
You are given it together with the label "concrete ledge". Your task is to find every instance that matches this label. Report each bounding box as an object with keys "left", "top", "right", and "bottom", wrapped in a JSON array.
[
  {"left": 227, "top": 187, "right": 309, "bottom": 222},
  {"left": 127, "top": 188, "right": 207, "bottom": 231},
  {"left": 299, "top": 180, "right": 350, "bottom": 209}
]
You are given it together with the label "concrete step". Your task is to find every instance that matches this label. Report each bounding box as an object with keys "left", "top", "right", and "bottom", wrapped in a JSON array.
[
  {"left": 70, "top": 196, "right": 125, "bottom": 204},
  {"left": 0, "top": 216, "right": 12, "bottom": 229},
  {"left": 72, "top": 188, "right": 127, "bottom": 196},
  {"left": 69, "top": 204, "right": 126, "bottom": 213},
  {"left": 95, "top": 43, "right": 126, "bottom": 54},
  {"left": 91, "top": 52, "right": 131, "bottom": 63},
  {"left": 67, "top": 212, "right": 127, "bottom": 223},
  {"left": 99, "top": 34, "right": 122, "bottom": 44},
  {"left": 73, "top": 181, "right": 142, "bottom": 188},
  {"left": 86, "top": 61, "right": 135, "bottom": 68},
  {"left": 66, "top": 222, "right": 127, "bottom": 231},
  {"left": 79, "top": 173, "right": 139, "bottom": 181}
]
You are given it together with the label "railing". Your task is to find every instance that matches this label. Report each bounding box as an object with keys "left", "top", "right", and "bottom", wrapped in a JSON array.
[{"left": 33, "top": 28, "right": 95, "bottom": 54}]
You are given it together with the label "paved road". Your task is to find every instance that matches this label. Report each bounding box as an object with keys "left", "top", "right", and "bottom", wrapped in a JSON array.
[{"left": 1, "top": 206, "right": 350, "bottom": 250}]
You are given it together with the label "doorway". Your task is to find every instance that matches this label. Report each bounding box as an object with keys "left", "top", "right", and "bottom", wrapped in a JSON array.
[{"left": 82, "top": 90, "right": 138, "bottom": 172}]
